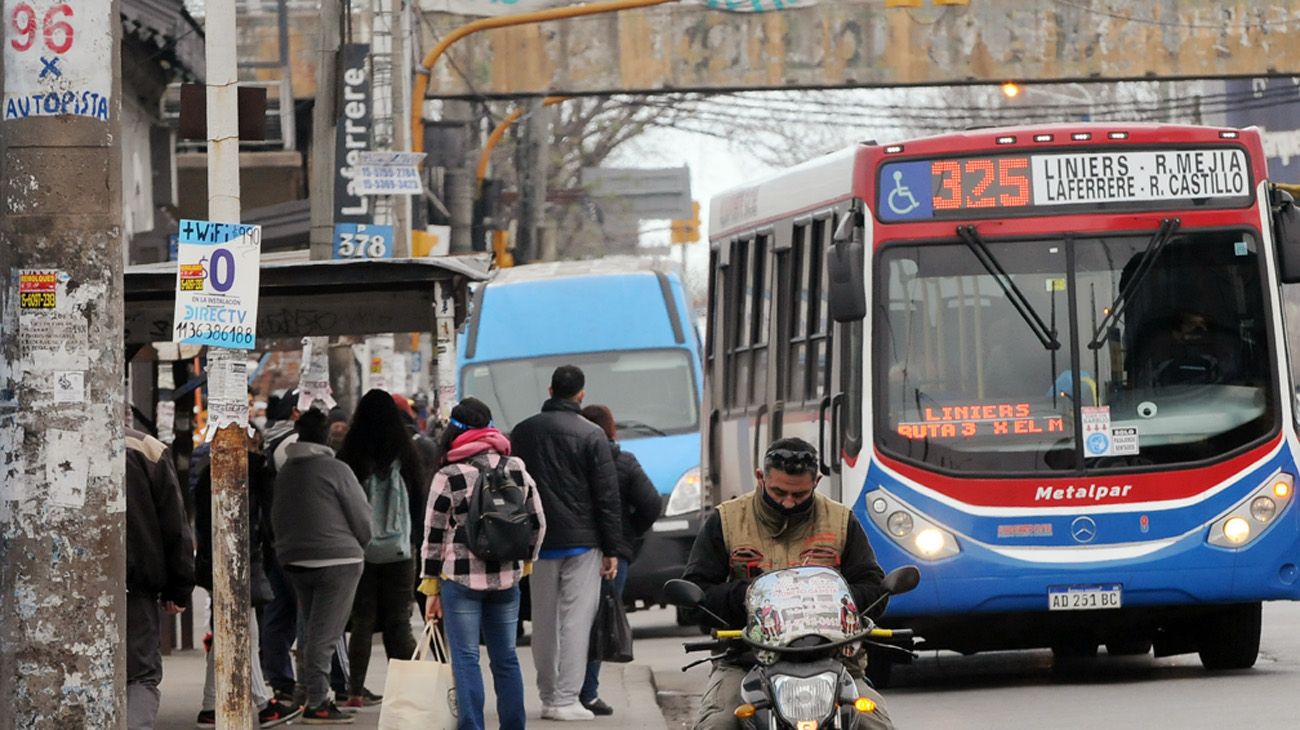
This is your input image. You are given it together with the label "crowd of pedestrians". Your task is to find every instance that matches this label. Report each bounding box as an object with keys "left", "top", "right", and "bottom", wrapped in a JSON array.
[{"left": 123, "top": 364, "right": 660, "bottom": 729}]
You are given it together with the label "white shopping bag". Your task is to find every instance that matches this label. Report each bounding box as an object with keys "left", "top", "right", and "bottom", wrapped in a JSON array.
[{"left": 378, "top": 621, "right": 457, "bottom": 730}]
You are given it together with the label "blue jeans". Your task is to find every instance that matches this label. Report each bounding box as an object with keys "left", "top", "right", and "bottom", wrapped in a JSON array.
[
  {"left": 441, "top": 580, "right": 527, "bottom": 730},
  {"left": 579, "top": 558, "right": 628, "bottom": 704}
]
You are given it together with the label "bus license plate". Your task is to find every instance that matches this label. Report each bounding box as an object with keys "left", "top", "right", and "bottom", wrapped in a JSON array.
[{"left": 1048, "top": 584, "right": 1122, "bottom": 611}]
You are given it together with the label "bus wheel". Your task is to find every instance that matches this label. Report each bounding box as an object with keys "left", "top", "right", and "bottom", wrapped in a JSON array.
[{"left": 1198, "top": 602, "right": 1261, "bottom": 670}]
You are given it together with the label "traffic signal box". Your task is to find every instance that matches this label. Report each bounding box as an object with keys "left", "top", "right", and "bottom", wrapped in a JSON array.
[{"left": 671, "top": 200, "right": 701, "bottom": 244}]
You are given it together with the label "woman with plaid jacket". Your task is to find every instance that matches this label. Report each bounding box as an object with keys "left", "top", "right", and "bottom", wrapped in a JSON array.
[{"left": 420, "top": 397, "right": 546, "bottom": 730}]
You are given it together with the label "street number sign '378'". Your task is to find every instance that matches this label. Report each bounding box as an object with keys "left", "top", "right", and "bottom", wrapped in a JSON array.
[
  {"left": 2, "top": 0, "right": 112, "bottom": 121},
  {"left": 173, "top": 219, "right": 262, "bottom": 350}
]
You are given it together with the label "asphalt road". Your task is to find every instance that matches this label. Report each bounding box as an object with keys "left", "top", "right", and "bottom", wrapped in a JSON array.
[{"left": 635, "top": 600, "right": 1300, "bottom": 729}]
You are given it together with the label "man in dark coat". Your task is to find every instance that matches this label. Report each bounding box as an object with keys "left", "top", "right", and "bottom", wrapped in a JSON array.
[
  {"left": 125, "top": 427, "right": 195, "bottom": 729},
  {"left": 510, "top": 365, "right": 622, "bottom": 721}
]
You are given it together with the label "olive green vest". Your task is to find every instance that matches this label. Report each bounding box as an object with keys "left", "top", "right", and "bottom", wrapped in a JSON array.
[{"left": 718, "top": 491, "right": 851, "bottom": 582}]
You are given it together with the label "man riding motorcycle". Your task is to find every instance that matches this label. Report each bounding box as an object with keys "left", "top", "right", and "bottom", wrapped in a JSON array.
[{"left": 681, "top": 437, "right": 894, "bottom": 730}]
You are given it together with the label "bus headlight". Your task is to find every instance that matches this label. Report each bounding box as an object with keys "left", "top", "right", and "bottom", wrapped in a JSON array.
[
  {"left": 665, "top": 466, "right": 701, "bottom": 516},
  {"left": 1208, "top": 472, "right": 1293, "bottom": 548},
  {"left": 865, "top": 489, "right": 961, "bottom": 560}
]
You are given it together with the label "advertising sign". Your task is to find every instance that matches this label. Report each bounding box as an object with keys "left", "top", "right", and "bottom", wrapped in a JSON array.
[
  {"left": 1222, "top": 77, "right": 1300, "bottom": 182},
  {"left": 354, "top": 151, "right": 425, "bottom": 196},
  {"left": 172, "top": 219, "right": 262, "bottom": 350},
  {"left": 3, "top": 0, "right": 112, "bottom": 120}
]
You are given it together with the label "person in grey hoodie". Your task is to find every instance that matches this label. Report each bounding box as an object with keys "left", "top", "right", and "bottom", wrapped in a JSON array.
[{"left": 271, "top": 408, "right": 372, "bottom": 724}]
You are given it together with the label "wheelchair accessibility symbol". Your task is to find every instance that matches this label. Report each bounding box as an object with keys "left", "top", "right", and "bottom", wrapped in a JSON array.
[{"left": 887, "top": 170, "right": 920, "bottom": 216}]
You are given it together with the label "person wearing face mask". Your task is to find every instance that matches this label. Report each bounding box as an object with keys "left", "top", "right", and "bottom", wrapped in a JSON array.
[{"left": 680, "top": 437, "right": 893, "bottom": 730}]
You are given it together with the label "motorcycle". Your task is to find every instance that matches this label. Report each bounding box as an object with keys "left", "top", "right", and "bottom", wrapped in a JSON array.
[{"left": 664, "top": 565, "right": 921, "bottom": 730}]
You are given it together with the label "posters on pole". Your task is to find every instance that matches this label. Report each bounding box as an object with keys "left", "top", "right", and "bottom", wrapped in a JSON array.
[
  {"left": 206, "top": 348, "right": 249, "bottom": 433},
  {"left": 2, "top": 0, "right": 113, "bottom": 121},
  {"left": 355, "top": 151, "right": 425, "bottom": 196},
  {"left": 172, "top": 219, "right": 262, "bottom": 350},
  {"left": 18, "top": 268, "right": 88, "bottom": 372},
  {"left": 297, "top": 336, "right": 337, "bottom": 411},
  {"left": 367, "top": 334, "right": 396, "bottom": 393}
]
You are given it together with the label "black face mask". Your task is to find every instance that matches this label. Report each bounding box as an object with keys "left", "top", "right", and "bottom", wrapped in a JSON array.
[{"left": 761, "top": 484, "right": 815, "bottom": 517}]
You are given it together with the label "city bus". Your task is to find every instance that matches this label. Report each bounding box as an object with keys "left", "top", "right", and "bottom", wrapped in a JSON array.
[
  {"left": 458, "top": 258, "right": 704, "bottom": 612},
  {"left": 703, "top": 123, "right": 1300, "bottom": 677}
]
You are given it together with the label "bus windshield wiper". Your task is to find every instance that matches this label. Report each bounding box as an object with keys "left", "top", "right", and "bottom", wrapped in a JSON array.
[
  {"left": 616, "top": 419, "right": 667, "bottom": 437},
  {"left": 1087, "top": 218, "right": 1180, "bottom": 350},
  {"left": 957, "top": 225, "right": 1060, "bottom": 351}
]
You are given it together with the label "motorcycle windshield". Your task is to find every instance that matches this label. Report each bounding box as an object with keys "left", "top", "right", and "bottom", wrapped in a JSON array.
[{"left": 744, "top": 566, "right": 861, "bottom": 650}]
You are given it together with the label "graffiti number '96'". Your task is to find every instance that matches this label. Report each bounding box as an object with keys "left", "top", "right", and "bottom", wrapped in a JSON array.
[{"left": 9, "top": 2, "right": 74, "bottom": 55}]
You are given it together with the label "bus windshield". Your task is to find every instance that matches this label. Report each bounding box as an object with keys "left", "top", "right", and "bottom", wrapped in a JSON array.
[
  {"left": 875, "top": 229, "right": 1275, "bottom": 474},
  {"left": 461, "top": 349, "right": 699, "bottom": 435}
]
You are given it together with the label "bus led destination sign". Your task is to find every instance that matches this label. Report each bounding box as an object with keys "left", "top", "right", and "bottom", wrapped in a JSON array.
[{"left": 878, "top": 148, "right": 1251, "bottom": 222}]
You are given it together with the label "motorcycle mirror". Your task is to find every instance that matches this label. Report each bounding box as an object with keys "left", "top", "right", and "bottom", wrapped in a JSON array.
[
  {"left": 662, "top": 579, "right": 705, "bottom": 608},
  {"left": 880, "top": 565, "right": 921, "bottom": 596}
]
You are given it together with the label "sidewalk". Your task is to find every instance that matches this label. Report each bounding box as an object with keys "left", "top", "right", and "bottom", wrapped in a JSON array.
[{"left": 156, "top": 635, "right": 666, "bottom": 729}]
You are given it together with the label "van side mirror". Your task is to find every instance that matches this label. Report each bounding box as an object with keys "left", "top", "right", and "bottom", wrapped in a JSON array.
[
  {"left": 1271, "top": 185, "right": 1300, "bottom": 283},
  {"left": 828, "top": 210, "right": 867, "bottom": 323}
]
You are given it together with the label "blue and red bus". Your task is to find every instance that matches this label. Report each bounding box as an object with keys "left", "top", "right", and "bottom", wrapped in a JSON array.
[{"left": 703, "top": 123, "right": 1300, "bottom": 675}]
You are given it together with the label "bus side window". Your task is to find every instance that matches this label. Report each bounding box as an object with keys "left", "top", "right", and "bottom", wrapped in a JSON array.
[
  {"left": 787, "top": 223, "right": 809, "bottom": 403},
  {"left": 751, "top": 232, "right": 771, "bottom": 407},
  {"left": 727, "top": 237, "right": 752, "bottom": 412},
  {"left": 810, "top": 218, "right": 832, "bottom": 400}
]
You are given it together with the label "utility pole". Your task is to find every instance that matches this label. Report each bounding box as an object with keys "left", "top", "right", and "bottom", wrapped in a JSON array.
[
  {"left": 0, "top": 0, "right": 126, "bottom": 725},
  {"left": 309, "top": 0, "right": 342, "bottom": 259},
  {"left": 444, "top": 99, "right": 475, "bottom": 253},
  {"left": 514, "top": 96, "right": 550, "bottom": 263},
  {"left": 205, "top": 0, "right": 253, "bottom": 725}
]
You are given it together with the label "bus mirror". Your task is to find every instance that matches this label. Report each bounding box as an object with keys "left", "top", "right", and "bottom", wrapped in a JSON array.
[
  {"left": 1272, "top": 186, "right": 1300, "bottom": 284},
  {"left": 828, "top": 215, "right": 866, "bottom": 322}
]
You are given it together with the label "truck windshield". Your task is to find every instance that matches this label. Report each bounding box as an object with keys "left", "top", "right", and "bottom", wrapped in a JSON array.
[
  {"left": 875, "top": 230, "right": 1275, "bottom": 474},
  {"left": 461, "top": 349, "right": 699, "bottom": 435}
]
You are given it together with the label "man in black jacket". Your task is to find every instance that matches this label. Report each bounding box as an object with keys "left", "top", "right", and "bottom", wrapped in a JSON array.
[
  {"left": 511, "top": 365, "right": 622, "bottom": 721},
  {"left": 681, "top": 437, "right": 893, "bottom": 730},
  {"left": 125, "top": 427, "right": 195, "bottom": 729}
]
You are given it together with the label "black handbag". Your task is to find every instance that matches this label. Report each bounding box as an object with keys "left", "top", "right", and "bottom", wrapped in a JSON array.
[{"left": 588, "top": 579, "right": 634, "bottom": 663}]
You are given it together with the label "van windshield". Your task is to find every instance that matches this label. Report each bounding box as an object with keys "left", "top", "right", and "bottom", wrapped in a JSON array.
[{"left": 461, "top": 349, "right": 699, "bottom": 435}]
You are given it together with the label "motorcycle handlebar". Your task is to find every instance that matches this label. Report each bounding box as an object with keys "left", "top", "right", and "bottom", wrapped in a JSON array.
[
  {"left": 868, "top": 628, "right": 914, "bottom": 640},
  {"left": 683, "top": 639, "right": 726, "bottom": 653}
]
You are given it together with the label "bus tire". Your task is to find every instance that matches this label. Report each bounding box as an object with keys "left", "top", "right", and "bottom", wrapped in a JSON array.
[{"left": 1198, "top": 602, "right": 1261, "bottom": 671}]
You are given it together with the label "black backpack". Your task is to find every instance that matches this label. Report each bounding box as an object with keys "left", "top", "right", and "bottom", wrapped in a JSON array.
[{"left": 460, "top": 456, "right": 535, "bottom": 562}]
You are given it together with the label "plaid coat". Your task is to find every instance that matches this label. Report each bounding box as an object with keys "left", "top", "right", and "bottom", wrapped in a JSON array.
[{"left": 421, "top": 430, "right": 546, "bottom": 591}]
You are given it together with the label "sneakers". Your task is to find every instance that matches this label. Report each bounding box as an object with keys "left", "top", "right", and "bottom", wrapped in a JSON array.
[
  {"left": 341, "top": 688, "right": 383, "bottom": 708},
  {"left": 196, "top": 700, "right": 303, "bottom": 729},
  {"left": 582, "top": 698, "right": 614, "bottom": 716},
  {"left": 545, "top": 703, "right": 596, "bottom": 721},
  {"left": 300, "top": 701, "right": 355, "bottom": 725},
  {"left": 258, "top": 698, "right": 303, "bottom": 727}
]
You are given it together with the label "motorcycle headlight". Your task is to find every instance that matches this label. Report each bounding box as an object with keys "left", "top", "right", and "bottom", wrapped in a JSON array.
[
  {"left": 770, "top": 672, "right": 838, "bottom": 725},
  {"left": 665, "top": 466, "right": 701, "bottom": 516}
]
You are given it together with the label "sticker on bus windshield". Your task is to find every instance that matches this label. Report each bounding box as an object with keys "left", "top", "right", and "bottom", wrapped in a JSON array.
[{"left": 1082, "top": 406, "right": 1139, "bottom": 457}]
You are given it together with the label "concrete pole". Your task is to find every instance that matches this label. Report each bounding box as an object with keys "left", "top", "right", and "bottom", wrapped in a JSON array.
[
  {"left": 393, "top": 0, "right": 412, "bottom": 256},
  {"left": 309, "top": 0, "right": 342, "bottom": 259},
  {"left": 206, "top": 0, "right": 253, "bottom": 725},
  {"left": 0, "top": 0, "right": 125, "bottom": 724},
  {"left": 514, "top": 96, "right": 550, "bottom": 263},
  {"left": 444, "top": 99, "right": 474, "bottom": 253}
]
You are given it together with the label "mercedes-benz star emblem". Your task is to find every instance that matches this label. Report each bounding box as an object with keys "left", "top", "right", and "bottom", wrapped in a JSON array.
[{"left": 1070, "top": 516, "right": 1097, "bottom": 544}]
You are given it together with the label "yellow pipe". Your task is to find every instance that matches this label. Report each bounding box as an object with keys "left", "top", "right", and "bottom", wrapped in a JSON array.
[
  {"left": 476, "top": 95, "right": 569, "bottom": 194},
  {"left": 411, "top": 0, "right": 674, "bottom": 154}
]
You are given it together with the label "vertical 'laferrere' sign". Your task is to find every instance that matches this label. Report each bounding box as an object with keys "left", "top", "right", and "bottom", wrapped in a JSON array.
[
  {"left": 335, "top": 43, "right": 372, "bottom": 224},
  {"left": 172, "top": 219, "right": 262, "bottom": 350},
  {"left": 2, "top": 0, "right": 112, "bottom": 120}
]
